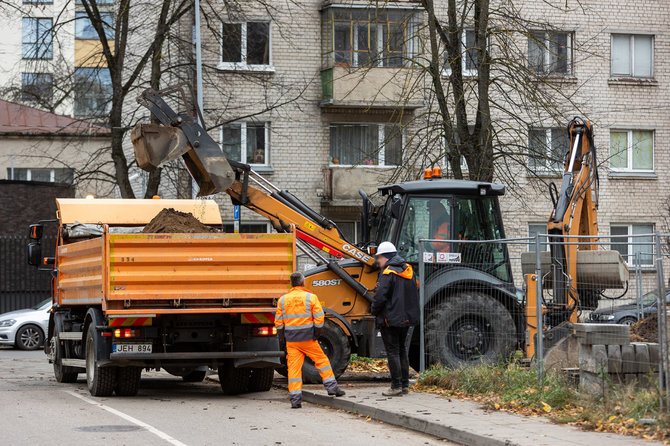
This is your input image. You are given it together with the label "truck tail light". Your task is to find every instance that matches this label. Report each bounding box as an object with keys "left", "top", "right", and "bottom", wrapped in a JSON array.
[
  {"left": 252, "top": 326, "right": 277, "bottom": 336},
  {"left": 114, "top": 328, "right": 139, "bottom": 338}
]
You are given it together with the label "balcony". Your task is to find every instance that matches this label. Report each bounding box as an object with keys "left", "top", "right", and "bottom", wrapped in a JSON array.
[
  {"left": 322, "top": 166, "right": 391, "bottom": 206},
  {"left": 321, "top": 66, "right": 423, "bottom": 109}
]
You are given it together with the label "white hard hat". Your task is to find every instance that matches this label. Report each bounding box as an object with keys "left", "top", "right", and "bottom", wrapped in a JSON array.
[{"left": 376, "top": 241, "right": 397, "bottom": 256}]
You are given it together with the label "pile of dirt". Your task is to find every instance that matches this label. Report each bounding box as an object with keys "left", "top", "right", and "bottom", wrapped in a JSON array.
[
  {"left": 629, "top": 312, "right": 658, "bottom": 343},
  {"left": 142, "top": 208, "right": 216, "bottom": 234}
]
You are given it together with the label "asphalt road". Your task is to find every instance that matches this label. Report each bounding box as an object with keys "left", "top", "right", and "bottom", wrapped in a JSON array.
[{"left": 0, "top": 347, "right": 451, "bottom": 446}]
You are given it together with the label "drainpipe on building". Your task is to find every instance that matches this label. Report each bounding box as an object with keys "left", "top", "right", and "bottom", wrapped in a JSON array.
[{"left": 192, "top": 0, "right": 204, "bottom": 199}]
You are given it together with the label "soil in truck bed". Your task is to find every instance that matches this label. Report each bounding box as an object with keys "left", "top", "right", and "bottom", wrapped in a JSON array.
[
  {"left": 629, "top": 312, "right": 658, "bottom": 343},
  {"left": 142, "top": 208, "right": 218, "bottom": 234}
]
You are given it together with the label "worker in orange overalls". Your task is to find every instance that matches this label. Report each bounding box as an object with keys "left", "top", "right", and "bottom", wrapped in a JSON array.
[{"left": 275, "top": 272, "right": 346, "bottom": 409}]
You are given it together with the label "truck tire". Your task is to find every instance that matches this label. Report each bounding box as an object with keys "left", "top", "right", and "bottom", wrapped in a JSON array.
[
  {"left": 115, "top": 367, "right": 141, "bottom": 396},
  {"left": 301, "top": 320, "right": 351, "bottom": 384},
  {"left": 52, "top": 332, "right": 79, "bottom": 383},
  {"left": 85, "top": 324, "right": 116, "bottom": 397},
  {"left": 426, "top": 291, "right": 516, "bottom": 368},
  {"left": 218, "top": 361, "right": 249, "bottom": 395},
  {"left": 248, "top": 367, "right": 274, "bottom": 392},
  {"left": 182, "top": 369, "right": 207, "bottom": 382}
]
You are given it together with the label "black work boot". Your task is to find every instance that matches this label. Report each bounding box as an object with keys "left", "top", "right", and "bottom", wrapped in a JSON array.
[
  {"left": 328, "top": 387, "right": 346, "bottom": 397},
  {"left": 291, "top": 401, "right": 302, "bottom": 409}
]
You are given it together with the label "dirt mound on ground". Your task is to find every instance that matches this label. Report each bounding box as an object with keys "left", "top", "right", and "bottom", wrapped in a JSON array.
[
  {"left": 630, "top": 312, "right": 658, "bottom": 343},
  {"left": 142, "top": 208, "right": 216, "bottom": 234}
]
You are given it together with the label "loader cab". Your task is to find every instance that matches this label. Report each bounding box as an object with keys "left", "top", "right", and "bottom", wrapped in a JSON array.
[{"left": 367, "top": 179, "right": 512, "bottom": 283}]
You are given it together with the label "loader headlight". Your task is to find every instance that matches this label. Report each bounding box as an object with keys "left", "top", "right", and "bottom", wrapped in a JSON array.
[{"left": 0, "top": 319, "right": 16, "bottom": 327}]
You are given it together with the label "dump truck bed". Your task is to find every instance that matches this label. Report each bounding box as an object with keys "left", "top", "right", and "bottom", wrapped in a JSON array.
[{"left": 57, "top": 231, "right": 296, "bottom": 315}]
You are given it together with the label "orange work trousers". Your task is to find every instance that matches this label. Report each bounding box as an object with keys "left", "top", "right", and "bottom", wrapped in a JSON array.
[{"left": 287, "top": 339, "right": 336, "bottom": 398}]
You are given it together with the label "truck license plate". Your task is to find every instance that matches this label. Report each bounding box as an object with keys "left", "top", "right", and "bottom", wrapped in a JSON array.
[{"left": 113, "top": 343, "right": 152, "bottom": 354}]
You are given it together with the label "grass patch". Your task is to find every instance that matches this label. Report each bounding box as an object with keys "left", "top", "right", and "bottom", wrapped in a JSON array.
[
  {"left": 347, "top": 354, "right": 388, "bottom": 374},
  {"left": 417, "top": 362, "right": 669, "bottom": 441}
]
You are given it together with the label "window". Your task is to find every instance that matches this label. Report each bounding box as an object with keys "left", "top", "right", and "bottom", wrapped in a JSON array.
[
  {"left": 330, "top": 123, "right": 402, "bottom": 166},
  {"left": 22, "top": 17, "right": 52, "bottom": 59},
  {"left": 74, "top": 68, "right": 112, "bottom": 117},
  {"left": 220, "top": 22, "right": 270, "bottom": 68},
  {"left": 609, "top": 130, "right": 653, "bottom": 172},
  {"left": 611, "top": 34, "right": 653, "bottom": 78},
  {"left": 528, "top": 224, "right": 548, "bottom": 251},
  {"left": 334, "top": 221, "right": 358, "bottom": 243},
  {"left": 8, "top": 167, "right": 74, "bottom": 184},
  {"left": 528, "top": 127, "right": 568, "bottom": 173},
  {"left": 443, "top": 30, "right": 482, "bottom": 76},
  {"left": 221, "top": 122, "right": 270, "bottom": 166},
  {"left": 222, "top": 222, "right": 270, "bottom": 233},
  {"left": 21, "top": 73, "right": 53, "bottom": 102},
  {"left": 610, "top": 224, "right": 654, "bottom": 266},
  {"left": 397, "top": 197, "right": 452, "bottom": 263},
  {"left": 322, "top": 7, "right": 421, "bottom": 68},
  {"left": 528, "top": 31, "right": 572, "bottom": 75},
  {"left": 75, "top": 11, "right": 115, "bottom": 40}
]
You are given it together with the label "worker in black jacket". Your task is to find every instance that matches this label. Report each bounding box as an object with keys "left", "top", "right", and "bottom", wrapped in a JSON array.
[{"left": 371, "top": 241, "right": 420, "bottom": 397}]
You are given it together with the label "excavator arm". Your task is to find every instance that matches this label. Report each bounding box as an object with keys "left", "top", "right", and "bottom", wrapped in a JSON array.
[
  {"left": 547, "top": 117, "right": 599, "bottom": 324},
  {"left": 131, "top": 88, "right": 375, "bottom": 301}
]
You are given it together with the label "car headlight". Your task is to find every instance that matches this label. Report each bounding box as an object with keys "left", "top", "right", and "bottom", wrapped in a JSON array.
[
  {"left": 604, "top": 314, "right": 616, "bottom": 320},
  {"left": 0, "top": 319, "right": 16, "bottom": 327}
]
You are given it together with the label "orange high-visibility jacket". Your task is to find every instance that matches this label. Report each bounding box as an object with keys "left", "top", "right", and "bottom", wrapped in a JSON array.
[{"left": 275, "top": 286, "right": 325, "bottom": 343}]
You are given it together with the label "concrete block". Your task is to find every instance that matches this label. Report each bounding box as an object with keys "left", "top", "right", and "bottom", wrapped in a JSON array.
[
  {"left": 633, "top": 343, "right": 651, "bottom": 373},
  {"left": 647, "top": 343, "right": 660, "bottom": 372},
  {"left": 621, "top": 345, "right": 636, "bottom": 374},
  {"left": 607, "top": 345, "right": 622, "bottom": 374},
  {"left": 579, "top": 344, "right": 607, "bottom": 373},
  {"left": 580, "top": 370, "right": 607, "bottom": 395},
  {"left": 574, "top": 324, "right": 630, "bottom": 346}
]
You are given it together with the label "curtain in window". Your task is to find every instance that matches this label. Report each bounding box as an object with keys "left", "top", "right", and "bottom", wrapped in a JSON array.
[
  {"left": 384, "top": 124, "right": 402, "bottom": 165},
  {"left": 609, "top": 131, "right": 628, "bottom": 169},
  {"left": 632, "top": 224, "right": 654, "bottom": 265},
  {"left": 221, "top": 124, "right": 241, "bottom": 161},
  {"left": 633, "top": 36, "right": 652, "bottom": 77},
  {"left": 631, "top": 131, "right": 653, "bottom": 170},
  {"left": 548, "top": 33, "right": 568, "bottom": 74},
  {"left": 611, "top": 35, "right": 630, "bottom": 75},
  {"left": 330, "top": 124, "right": 378, "bottom": 165}
]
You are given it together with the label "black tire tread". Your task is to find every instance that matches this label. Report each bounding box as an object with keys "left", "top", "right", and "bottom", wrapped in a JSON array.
[
  {"left": 218, "top": 362, "right": 250, "bottom": 395},
  {"left": 425, "top": 291, "right": 516, "bottom": 368},
  {"left": 247, "top": 368, "right": 274, "bottom": 392},
  {"left": 86, "top": 326, "right": 116, "bottom": 397},
  {"left": 115, "top": 367, "right": 141, "bottom": 396}
]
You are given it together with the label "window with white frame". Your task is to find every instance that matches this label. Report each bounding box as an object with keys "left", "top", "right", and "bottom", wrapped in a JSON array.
[
  {"left": 528, "top": 127, "right": 568, "bottom": 173},
  {"left": 528, "top": 223, "right": 548, "bottom": 251},
  {"left": 7, "top": 167, "right": 74, "bottom": 184},
  {"left": 220, "top": 22, "right": 271, "bottom": 68},
  {"left": 221, "top": 122, "right": 270, "bottom": 166},
  {"left": 610, "top": 224, "right": 654, "bottom": 266},
  {"left": 609, "top": 130, "right": 653, "bottom": 172},
  {"left": 611, "top": 34, "right": 653, "bottom": 78},
  {"left": 528, "top": 31, "right": 572, "bottom": 75},
  {"left": 322, "top": 6, "right": 422, "bottom": 68},
  {"left": 443, "top": 30, "right": 481, "bottom": 76},
  {"left": 330, "top": 123, "right": 402, "bottom": 166}
]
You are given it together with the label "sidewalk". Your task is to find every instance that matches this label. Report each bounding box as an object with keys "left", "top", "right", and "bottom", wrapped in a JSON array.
[{"left": 296, "top": 384, "right": 663, "bottom": 446}]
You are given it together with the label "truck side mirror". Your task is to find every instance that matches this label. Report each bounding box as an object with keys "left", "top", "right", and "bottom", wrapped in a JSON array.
[
  {"left": 29, "top": 224, "right": 43, "bottom": 241},
  {"left": 27, "top": 242, "right": 42, "bottom": 266}
]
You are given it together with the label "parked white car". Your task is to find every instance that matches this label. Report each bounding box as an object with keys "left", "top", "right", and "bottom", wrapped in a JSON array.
[{"left": 0, "top": 299, "right": 51, "bottom": 350}]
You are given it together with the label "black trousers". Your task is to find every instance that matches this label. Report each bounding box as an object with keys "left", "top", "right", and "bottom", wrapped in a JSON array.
[{"left": 380, "top": 326, "right": 409, "bottom": 390}]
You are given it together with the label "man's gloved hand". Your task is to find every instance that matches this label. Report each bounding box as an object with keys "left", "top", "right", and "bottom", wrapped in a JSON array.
[{"left": 313, "top": 327, "right": 322, "bottom": 340}]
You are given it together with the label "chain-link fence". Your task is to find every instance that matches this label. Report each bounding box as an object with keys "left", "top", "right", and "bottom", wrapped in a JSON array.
[{"left": 417, "top": 233, "right": 670, "bottom": 408}]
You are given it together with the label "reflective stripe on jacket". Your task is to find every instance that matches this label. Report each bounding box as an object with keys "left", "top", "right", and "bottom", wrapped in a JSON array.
[{"left": 275, "top": 286, "right": 325, "bottom": 342}]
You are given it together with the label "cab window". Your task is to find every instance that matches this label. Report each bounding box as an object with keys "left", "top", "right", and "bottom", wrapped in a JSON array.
[{"left": 397, "top": 197, "right": 451, "bottom": 262}]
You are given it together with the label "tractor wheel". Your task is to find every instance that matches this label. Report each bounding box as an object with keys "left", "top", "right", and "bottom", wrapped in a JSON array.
[
  {"left": 301, "top": 320, "right": 351, "bottom": 384},
  {"left": 426, "top": 291, "right": 516, "bottom": 368}
]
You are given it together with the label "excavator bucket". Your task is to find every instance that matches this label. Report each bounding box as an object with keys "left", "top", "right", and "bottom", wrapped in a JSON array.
[{"left": 131, "top": 88, "right": 235, "bottom": 196}]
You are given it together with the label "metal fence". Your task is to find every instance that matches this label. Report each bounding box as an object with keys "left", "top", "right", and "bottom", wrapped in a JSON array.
[
  {"left": 417, "top": 233, "right": 670, "bottom": 407},
  {"left": 0, "top": 235, "right": 55, "bottom": 313}
]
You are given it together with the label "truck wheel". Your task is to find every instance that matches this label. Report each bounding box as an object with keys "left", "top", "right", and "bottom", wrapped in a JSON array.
[
  {"left": 52, "top": 333, "right": 79, "bottom": 383},
  {"left": 85, "top": 324, "right": 116, "bottom": 396},
  {"left": 218, "top": 361, "right": 249, "bottom": 395},
  {"left": 115, "top": 367, "right": 141, "bottom": 396},
  {"left": 301, "top": 320, "right": 351, "bottom": 384},
  {"left": 182, "top": 369, "right": 207, "bottom": 382},
  {"left": 426, "top": 291, "right": 516, "bottom": 368},
  {"left": 16, "top": 324, "right": 44, "bottom": 350},
  {"left": 248, "top": 368, "right": 274, "bottom": 392}
]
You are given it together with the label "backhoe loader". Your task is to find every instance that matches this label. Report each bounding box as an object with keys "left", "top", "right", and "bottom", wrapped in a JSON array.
[{"left": 131, "top": 88, "right": 626, "bottom": 380}]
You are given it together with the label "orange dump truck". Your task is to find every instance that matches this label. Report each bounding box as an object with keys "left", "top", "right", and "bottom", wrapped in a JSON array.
[{"left": 27, "top": 198, "right": 294, "bottom": 397}]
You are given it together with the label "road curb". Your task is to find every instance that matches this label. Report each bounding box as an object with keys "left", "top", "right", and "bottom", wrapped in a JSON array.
[{"left": 300, "top": 390, "right": 519, "bottom": 446}]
